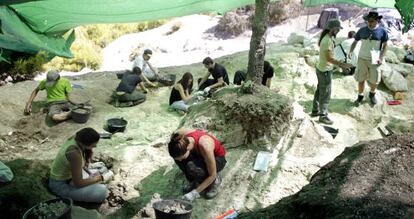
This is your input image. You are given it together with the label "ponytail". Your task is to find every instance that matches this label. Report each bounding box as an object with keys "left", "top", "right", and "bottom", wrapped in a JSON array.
[{"left": 168, "top": 132, "right": 189, "bottom": 158}]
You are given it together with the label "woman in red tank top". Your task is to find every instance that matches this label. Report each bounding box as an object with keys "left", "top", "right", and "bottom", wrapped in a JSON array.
[{"left": 168, "top": 128, "right": 226, "bottom": 202}]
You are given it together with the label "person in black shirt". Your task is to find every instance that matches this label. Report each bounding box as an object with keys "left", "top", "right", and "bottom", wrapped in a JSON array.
[
  {"left": 114, "top": 67, "right": 147, "bottom": 106},
  {"left": 169, "top": 72, "right": 194, "bottom": 112},
  {"left": 233, "top": 61, "right": 274, "bottom": 88},
  {"left": 198, "top": 57, "right": 229, "bottom": 93}
]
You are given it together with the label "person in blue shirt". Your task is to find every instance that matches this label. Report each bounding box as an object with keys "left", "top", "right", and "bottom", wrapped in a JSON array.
[{"left": 349, "top": 11, "right": 389, "bottom": 106}]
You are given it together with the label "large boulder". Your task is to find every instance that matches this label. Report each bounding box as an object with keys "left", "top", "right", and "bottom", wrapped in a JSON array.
[
  {"left": 180, "top": 84, "right": 293, "bottom": 150},
  {"left": 0, "top": 159, "right": 53, "bottom": 218},
  {"left": 380, "top": 64, "right": 408, "bottom": 92},
  {"left": 239, "top": 134, "right": 414, "bottom": 219},
  {"left": 390, "top": 63, "right": 414, "bottom": 77}
]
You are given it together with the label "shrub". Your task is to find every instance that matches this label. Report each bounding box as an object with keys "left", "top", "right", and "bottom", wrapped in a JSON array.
[
  {"left": 268, "top": 0, "right": 302, "bottom": 26},
  {"left": 216, "top": 11, "right": 251, "bottom": 37},
  {"left": 8, "top": 52, "right": 47, "bottom": 81},
  {"left": 45, "top": 21, "right": 166, "bottom": 71}
]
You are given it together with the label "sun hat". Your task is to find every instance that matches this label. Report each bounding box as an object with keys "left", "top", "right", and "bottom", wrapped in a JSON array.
[{"left": 363, "top": 11, "right": 383, "bottom": 21}]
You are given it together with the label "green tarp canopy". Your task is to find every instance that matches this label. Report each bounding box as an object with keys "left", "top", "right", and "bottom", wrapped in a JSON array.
[
  {"left": 0, "top": 0, "right": 412, "bottom": 63},
  {"left": 0, "top": 0, "right": 259, "bottom": 62},
  {"left": 304, "top": 0, "right": 413, "bottom": 33}
]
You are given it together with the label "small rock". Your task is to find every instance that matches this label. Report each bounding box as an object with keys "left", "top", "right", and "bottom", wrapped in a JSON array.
[{"left": 5, "top": 76, "right": 13, "bottom": 82}]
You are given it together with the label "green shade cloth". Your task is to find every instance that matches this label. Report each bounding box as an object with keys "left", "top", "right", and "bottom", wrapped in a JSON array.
[
  {"left": 303, "top": 0, "right": 413, "bottom": 32},
  {"left": 0, "top": 0, "right": 259, "bottom": 62}
]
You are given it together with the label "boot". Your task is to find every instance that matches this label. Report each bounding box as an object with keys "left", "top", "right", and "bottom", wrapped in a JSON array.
[
  {"left": 354, "top": 94, "right": 364, "bottom": 107},
  {"left": 369, "top": 92, "right": 377, "bottom": 105},
  {"left": 319, "top": 116, "right": 333, "bottom": 125}
]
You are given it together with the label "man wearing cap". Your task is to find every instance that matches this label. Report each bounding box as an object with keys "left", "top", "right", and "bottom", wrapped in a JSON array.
[
  {"left": 311, "top": 19, "right": 353, "bottom": 125},
  {"left": 349, "top": 11, "right": 389, "bottom": 106},
  {"left": 24, "top": 70, "right": 77, "bottom": 122}
]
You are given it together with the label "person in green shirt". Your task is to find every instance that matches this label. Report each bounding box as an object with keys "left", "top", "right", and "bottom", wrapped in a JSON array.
[
  {"left": 24, "top": 70, "right": 79, "bottom": 122},
  {"left": 49, "top": 127, "right": 113, "bottom": 203},
  {"left": 311, "top": 19, "right": 353, "bottom": 125}
]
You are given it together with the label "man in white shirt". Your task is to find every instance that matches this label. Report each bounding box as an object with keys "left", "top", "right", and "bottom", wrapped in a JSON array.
[
  {"left": 131, "top": 49, "right": 176, "bottom": 87},
  {"left": 132, "top": 49, "right": 158, "bottom": 87}
]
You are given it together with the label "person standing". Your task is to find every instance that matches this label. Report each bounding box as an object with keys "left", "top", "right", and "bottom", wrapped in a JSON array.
[
  {"left": 311, "top": 19, "right": 353, "bottom": 125},
  {"left": 349, "top": 11, "right": 388, "bottom": 106}
]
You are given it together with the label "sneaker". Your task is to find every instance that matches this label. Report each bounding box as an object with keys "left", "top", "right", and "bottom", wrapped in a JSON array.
[
  {"left": 354, "top": 95, "right": 364, "bottom": 107},
  {"left": 319, "top": 116, "right": 333, "bottom": 125},
  {"left": 369, "top": 92, "right": 377, "bottom": 105},
  {"left": 205, "top": 175, "right": 221, "bottom": 199},
  {"left": 310, "top": 111, "right": 319, "bottom": 117}
]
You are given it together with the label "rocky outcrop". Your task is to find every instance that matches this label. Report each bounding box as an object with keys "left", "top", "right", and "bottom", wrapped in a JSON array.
[{"left": 239, "top": 134, "right": 414, "bottom": 219}]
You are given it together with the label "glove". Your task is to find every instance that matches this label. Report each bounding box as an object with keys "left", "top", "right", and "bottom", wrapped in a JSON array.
[
  {"left": 181, "top": 189, "right": 200, "bottom": 202},
  {"left": 101, "top": 170, "right": 114, "bottom": 183},
  {"left": 89, "top": 162, "right": 105, "bottom": 169},
  {"left": 203, "top": 87, "right": 211, "bottom": 94}
]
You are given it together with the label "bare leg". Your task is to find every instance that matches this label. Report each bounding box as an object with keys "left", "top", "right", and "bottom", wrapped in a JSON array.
[
  {"left": 51, "top": 111, "right": 71, "bottom": 122},
  {"left": 358, "top": 81, "right": 365, "bottom": 94}
]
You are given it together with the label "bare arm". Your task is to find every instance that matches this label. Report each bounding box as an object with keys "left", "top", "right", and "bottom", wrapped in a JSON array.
[
  {"left": 66, "top": 149, "right": 102, "bottom": 188},
  {"left": 198, "top": 72, "right": 211, "bottom": 89},
  {"left": 146, "top": 61, "right": 159, "bottom": 76},
  {"left": 326, "top": 49, "right": 353, "bottom": 69},
  {"left": 348, "top": 40, "right": 358, "bottom": 58},
  {"left": 194, "top": 136, "right": 217, "bottom": 193},
  {"left": 138, "top": 82, "right": 148, "bottom": 93},
  {"left": 208, "top": 77, "right": 225, "bottom": 89},
  {"left": 140, "top": 75, "right": 156, "bottom": 87},
  {"left": 24, "top": 87, "right": 40, "bottom": 114},
  {"left": 380, "top": 41, "right": 388, "bottom": 60},
  {"left": 176, "top": 84, "right": 192, "bottom": 102},
  {"left": 265, "top": 78, "right": 272, "bottom": 88}
]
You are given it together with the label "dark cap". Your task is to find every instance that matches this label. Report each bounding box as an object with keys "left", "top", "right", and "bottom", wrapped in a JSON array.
[
  {"left": 143, "top": 49, "right": 152, "bottom": 57},
  {"left": 363, "top": 11, "right": 383, "bottom": 21},
  {"left": 325, "top": 19, "right": 343, "bottom": 30}
]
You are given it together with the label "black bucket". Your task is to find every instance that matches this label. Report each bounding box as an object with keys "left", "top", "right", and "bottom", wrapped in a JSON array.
[
  {"left": 22, "top": 197, "right": 72, "bottom": 219},
  {"left": 153, "top": 199, "right": 192, "bottom": 219},
  {"left": 106, "top": 118, "right": 128, "bottom": 133},
  {"left": 71, "top": 108, "right": 91, "bottom": 124},
  {"left": 158, "top": 74, "right": 176, "bottom": 86},
  {"left": 116, "top": 73, "right": 124, "bottom": 79},
  {"left": 323, "top": 126, "right": 339, "bottom": 139}
]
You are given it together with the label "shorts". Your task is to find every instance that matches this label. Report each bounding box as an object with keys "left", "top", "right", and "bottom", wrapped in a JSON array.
[
  {"left": 48, "top": 101, "right": 74, "bottom": 117},
  {"left": 354, "top": 58, "right": 381, "bottom": 85}
]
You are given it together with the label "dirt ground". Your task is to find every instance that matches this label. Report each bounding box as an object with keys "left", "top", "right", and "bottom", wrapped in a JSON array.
[
  {"left": 239, "top": 134, "right": 414, "bottom": 219},
  {"left": 1, "top": 41, "right": 414, "bottom": 218}
]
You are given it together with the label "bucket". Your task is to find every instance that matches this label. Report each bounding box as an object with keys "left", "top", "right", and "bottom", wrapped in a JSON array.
[
  {"left": 158, "top": 74, "right": 176, "bottom": 86},
  {"left": 323, "top": 126, "right": 339, "bottom": 139},
  {"left": 153, "top": 199, "right": 192, "bottom": 219},
  {"left": 71, "top": 108, "right": 91, "bottom": 124},
  {"left": 116, "top": 73, "right": 124, "bottom": 79},
  {"left": 22, "top": 197, "right": 72, "bottom": 219},
  {"left": 106, "top": 118, "right": 128, "bottom": 133}
]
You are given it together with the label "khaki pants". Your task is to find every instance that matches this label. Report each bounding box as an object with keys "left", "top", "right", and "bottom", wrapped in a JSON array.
[{"left": 354, "top": 58, "right": 381, "bottom": 84}]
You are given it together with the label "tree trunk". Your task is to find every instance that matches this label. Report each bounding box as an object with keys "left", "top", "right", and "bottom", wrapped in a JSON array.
[{"left": 246, "top": 0, "right": 270, "bottom": 84}]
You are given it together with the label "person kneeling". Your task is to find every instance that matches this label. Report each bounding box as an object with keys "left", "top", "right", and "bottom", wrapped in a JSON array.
[
  {"left": 49, "top": 128, "right": 113, "bottom": 203},
  {"left": 114, "top": 67, "right": 147, "bottom": 107},
  {"left": 170, "top": 72, "right": 202, "bottom": 113},
  {"left": 168, "top": 128, "right": 227, "bottom": 202}
]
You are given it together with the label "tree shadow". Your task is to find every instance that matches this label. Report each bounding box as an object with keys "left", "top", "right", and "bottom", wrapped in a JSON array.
[
  {"left": 106, "top": 166, "right": 183, "bottom": 219},
  {"left": 299, "top": 98, "right": 354, "bottom": 115}
]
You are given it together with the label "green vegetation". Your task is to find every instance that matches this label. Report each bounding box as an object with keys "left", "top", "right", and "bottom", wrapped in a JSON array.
[{"left": 45, "top": 21, "right": 165, "bottom": 72}]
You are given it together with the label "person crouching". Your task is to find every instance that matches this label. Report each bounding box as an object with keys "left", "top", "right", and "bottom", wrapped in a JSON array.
[{"left": 168, "top": 128, "right": 227, "bottom": 202}]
